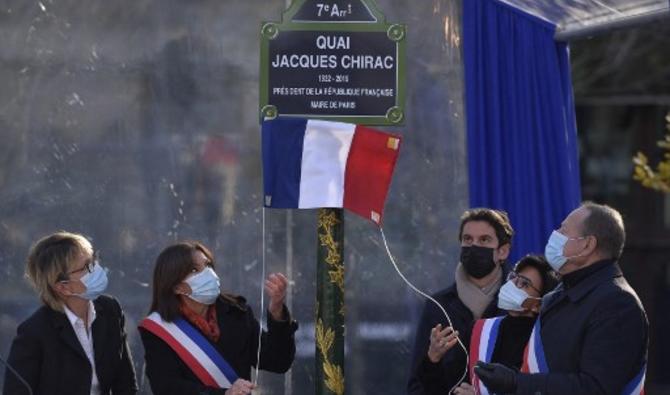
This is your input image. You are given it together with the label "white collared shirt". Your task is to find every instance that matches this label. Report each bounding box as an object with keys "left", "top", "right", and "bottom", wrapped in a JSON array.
[{"left": 63, "top": 301, "right": 101, "bottom": 395}]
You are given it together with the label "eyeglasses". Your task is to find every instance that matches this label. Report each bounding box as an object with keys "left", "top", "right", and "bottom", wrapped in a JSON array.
[
  {"left": 507, "top": 271, "right": 541, "bottom": 294},
  {"left": 66, "top": 251, "right": 99, "bottom": 277}
]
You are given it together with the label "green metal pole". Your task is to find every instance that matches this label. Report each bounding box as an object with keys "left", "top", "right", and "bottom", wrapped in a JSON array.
[{"left": 315, "top": 208, "right": 345, "bottom": 395}]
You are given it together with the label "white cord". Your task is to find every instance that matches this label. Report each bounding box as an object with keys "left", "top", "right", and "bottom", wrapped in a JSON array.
[
  {"left": 254, "top": 207, "right": 267, "bottom": 387},
  {"left": 379, "top": 227, "right": 469, "bottom": 395}
]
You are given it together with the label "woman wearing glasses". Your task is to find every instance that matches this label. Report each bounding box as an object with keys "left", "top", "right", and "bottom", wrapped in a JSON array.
[
  {"left": 138, "top": 241, "right": 297, "bottom": 395},
  {"left": 3, "top": 231, "right": 138, "bottom": 395},
  {"left": 448, "top": 255, "right": 558, "bottom": 395}
]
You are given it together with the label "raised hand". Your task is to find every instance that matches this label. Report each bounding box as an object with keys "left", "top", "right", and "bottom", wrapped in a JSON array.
[
  {"left": 427, "top": 323, "right": 459, "bottom": 363},
  {"left": 266, "top": 273, "right": 289, "bottom": 321}
]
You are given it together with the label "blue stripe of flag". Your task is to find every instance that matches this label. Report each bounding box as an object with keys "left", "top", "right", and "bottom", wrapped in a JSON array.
[
  {"left": 173, "top": 318, "right": 239, "bottom": 384},
  {"left": 533, "top": 319, "right": 549, "bottom": 373},
  {"left": 486, "top": 316, "right": 504, "bottom": 362},
  {"left": 261, "top": 118, "right": 307, "bottom": 208}
]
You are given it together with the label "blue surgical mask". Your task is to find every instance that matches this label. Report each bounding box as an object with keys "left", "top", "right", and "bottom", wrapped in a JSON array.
[
  {"left": 544, "top": 230, "right": 569, "bottom": 271},
  {"left": 185, "top": 267, "right": 220, "bottom": 305},
  {"left": 544, "top": 230, "right": 587, "bottom": 271},
  {"left": 497, "top": 280, "right": 533, "bottom": 312},
  {"left": 77, "top": 263, "right": 109, "bottom": 300}
]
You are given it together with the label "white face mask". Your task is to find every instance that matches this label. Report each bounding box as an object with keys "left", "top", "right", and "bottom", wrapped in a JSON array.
[
  {"left": 185, "top": 267, "right": 221, "bottom": 305},
  {"left": 497, "top": 280, "right": 535, "bottom": 312},
  {"left": 544, "top": 230, "right": 587, "bottom": 271}
]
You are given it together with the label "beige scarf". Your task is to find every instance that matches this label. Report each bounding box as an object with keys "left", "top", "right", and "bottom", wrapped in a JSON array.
[{"left": 455, "top": 262, "right": 502, "bottom": 319}]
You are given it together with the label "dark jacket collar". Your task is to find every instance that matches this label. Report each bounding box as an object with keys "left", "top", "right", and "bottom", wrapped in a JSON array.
[
  {"left": 564, "top": 259, "right": 622, "bottom": 303},
  {"left": 92, "top": 298, "right": 109, "bottom": 369},
  {"left": 48, "top": 305, "right": 88, "bottom": 361},
  {"left": 48, "top": 298, "right": 109, "bottom": 364},
  {"left": 543, "top": 260, "right": 621, "bottom": 312},
  {"left": 562, "top": 260, "right": 612, "bottom": 289}
]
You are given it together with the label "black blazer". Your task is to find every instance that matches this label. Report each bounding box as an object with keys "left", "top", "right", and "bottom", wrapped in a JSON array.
[
  {"left": 516, "top": 261, "right": 648, "bottom": 395},
  {"left": 3, "top": 295, "right": 138, "bottom": 395},
  {"left": 139, "top": 296, "right": 298, "bottom": 395}
]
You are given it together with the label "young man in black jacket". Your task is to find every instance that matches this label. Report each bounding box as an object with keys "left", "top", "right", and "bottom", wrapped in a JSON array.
[
  {"left": 476, "top": 202, "right": 649, "bottom": 395},
  {"left": 407, "top": 208, "right": 513, "bottom": 395}
]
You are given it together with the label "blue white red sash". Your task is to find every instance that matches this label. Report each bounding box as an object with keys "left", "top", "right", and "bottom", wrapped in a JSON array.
[
  {"left": 520, "top": 318, "right": 548, "bottom": 374},
  {"left": 469, "top": 316, "right": 504, "bottom": 395},
  {"left": 620, "top": 366, "right": 646, "bottom": 395},
  {"left": 521, "top": 317, "right": 646, "bottom": 395},
  {"left": 139, "top": 312, "right": 238, "bottom": 389}
]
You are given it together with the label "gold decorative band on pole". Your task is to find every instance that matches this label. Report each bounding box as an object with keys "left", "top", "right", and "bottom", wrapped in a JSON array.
[{"left": 315, "top": 208, "right": 345, "bottom": 395}]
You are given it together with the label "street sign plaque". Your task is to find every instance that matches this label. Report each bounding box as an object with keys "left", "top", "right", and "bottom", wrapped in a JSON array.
[{"left": 260, "top": 0, "right": 406, "bottom": 125}]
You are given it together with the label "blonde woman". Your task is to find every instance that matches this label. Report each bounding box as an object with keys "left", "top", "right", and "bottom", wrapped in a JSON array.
[{"left": 3, "top": 231, "right": 137, "bottom": 395}]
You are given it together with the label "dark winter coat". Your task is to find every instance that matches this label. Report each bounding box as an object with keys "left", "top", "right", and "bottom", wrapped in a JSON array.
[
  {"left": 515, "top": 260, "right": 648, "bottom": 395},
  {"left": 3, "top": 295, "right": 138, "bottom": 395}
]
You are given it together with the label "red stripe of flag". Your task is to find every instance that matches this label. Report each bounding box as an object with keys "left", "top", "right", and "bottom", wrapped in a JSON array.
[
  {"left": 469, "top": 319, "right": 484, "bottom": 388},
  {"left": 343, "top": 125, "right": 401, "bottom": 225},
  {"left": 140, "top": 319, "right": 219, "bottom": 388},
  {"left": 520, "top": 342, "right": 531, "bottom": 373}
]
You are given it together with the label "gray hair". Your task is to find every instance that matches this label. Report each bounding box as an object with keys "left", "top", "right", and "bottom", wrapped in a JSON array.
[{"left": 580, "top": 202, "right": 626, "bottom": 260}]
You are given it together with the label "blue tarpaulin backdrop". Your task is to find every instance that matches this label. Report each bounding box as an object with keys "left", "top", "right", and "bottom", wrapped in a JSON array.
[{"left": 463, "top": 0, "right": 581, "bottom": 263}]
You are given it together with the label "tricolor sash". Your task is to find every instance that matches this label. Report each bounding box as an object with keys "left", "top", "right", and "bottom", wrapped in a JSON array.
[
  {"left": 521, "top": 317, "right": 646, "bottom": 395},
  {"left": 520, "top": 318, "right": 548, "bottom": 374},
  {"left": 139, "top": 312, "right": 238, "bottom": 389},
  {"left": 469, "top": 316, "right": 504, "bottom": 395}
]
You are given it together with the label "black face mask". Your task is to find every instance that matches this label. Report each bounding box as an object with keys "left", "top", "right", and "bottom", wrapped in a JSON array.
[{"left": 460, "top": 245, "right": 497, "bottom": 279}]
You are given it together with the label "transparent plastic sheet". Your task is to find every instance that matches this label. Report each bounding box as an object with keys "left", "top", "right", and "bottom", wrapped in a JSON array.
[
  {"left": 0, "top": 0, "right": 468, "bottom": 393},
  {"left": 496, "top": 0, "right": 669, "bottom": 32}
]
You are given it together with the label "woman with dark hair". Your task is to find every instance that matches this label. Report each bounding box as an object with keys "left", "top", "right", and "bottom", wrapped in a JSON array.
[
  {"left": 138, "top": 241, "right": 297, "bottom": 395},
  {"left": 449, "top": 255, "right": 558, "bottom": 395}
]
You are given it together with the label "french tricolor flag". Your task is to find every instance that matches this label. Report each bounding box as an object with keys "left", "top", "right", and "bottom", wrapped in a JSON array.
[{"left": 261, "top": 118, "right": 401, "bottom": 225}]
